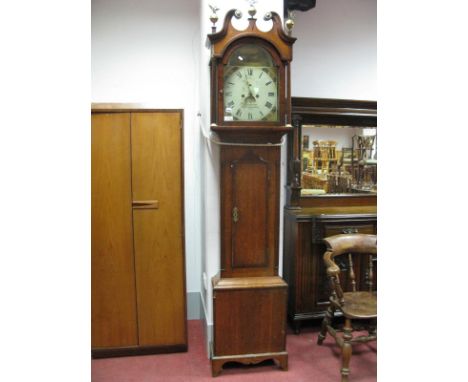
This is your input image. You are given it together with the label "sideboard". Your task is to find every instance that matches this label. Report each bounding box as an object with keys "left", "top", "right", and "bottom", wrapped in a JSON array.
[{"left": 283, "top": 205, "right": 377, "bottom": 333}]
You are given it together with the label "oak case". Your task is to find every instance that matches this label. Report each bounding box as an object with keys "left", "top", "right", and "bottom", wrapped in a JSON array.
[{"left": 208, "top": 8, "right": 295, "bottom": 376}]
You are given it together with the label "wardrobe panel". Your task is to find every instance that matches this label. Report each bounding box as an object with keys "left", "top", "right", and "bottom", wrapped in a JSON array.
[
  {"left": 91, "top": 113, "right": 138, "bottom": 348},
  {"left": 131, "top": 112, "right": 186, "bottom": 346}
]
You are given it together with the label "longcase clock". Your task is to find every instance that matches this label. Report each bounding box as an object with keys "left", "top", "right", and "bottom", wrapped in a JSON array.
[{"left": 208, "top": 7, "right": 295, "bottom": 377}]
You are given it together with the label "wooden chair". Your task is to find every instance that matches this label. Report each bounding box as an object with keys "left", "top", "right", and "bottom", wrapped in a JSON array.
[{"left": 317, "top": 234, "right": 377, "bottom": 382}]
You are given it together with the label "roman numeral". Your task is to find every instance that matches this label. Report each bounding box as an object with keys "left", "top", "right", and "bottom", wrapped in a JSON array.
[
  {"left": 268, "top": 92, "right": 275, "bottom": 97},
  {"left": 227, "top": 100, "right": 234, "bottom": 107},
  {"left": 265, "top": 81, "right": 272, "bottom": 86},
  {"left": 236, "top": 71, "right": 242, "bottom": 78},
  {"left": 259, "top": 71, "right": 264, "bottom": 79},
  {"left": 247, "top": 68, "right": 253, "bottom": 76},
  {"left": 265, "top": 101, "right": 273, "bottom": 109},
  {"left": 248, "top": 112, "right": 253, "bottom": 120},
  {"left": 225, "top": 91, "right": 232, "bottom": 96},
  {"left": 236, "top": 109, "right": 242, "bottom": 117}
]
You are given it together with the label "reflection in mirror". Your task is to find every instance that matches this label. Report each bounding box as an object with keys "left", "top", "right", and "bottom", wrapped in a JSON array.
[{"left": 301, "top": 125, "right": 377, "bottom": 196}]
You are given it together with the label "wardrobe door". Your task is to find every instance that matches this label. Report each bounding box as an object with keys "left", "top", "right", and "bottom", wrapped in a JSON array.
[
  {"left": 131, "top": 112, "right": 187, "bottom": 346},
  {"left": 91, "top": 113, "right": 138, "bottom": 348}
]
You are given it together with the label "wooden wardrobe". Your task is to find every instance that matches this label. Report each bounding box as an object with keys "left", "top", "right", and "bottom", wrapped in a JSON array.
[{"left": 91, "top": 106, "right": 187, "bottom": 357}]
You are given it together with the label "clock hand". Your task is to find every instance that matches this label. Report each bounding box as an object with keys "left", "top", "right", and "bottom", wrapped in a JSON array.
[
  {"left": 245, "top": 77, "right": 258, "bottom": 100},
  {"left": 240, "top": 83, "right": 252, "bottom": 105},
  {"left": 250, "top": 83, "right": 259, "bottom": 98},
  {"left": 244, "top": 76, "right": 254, "bottom": 97}
]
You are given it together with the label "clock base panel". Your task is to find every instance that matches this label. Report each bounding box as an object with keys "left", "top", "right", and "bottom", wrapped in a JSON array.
[{"left": 211, "top": 276, "right": 288, "bottom": 376}]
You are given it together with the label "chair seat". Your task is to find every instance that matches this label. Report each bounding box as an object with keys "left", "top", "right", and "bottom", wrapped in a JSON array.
[{"left": 333, "top": 291, "right": 377, "bottom": 319}]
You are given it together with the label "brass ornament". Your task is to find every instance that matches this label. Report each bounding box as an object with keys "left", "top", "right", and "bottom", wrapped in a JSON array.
[
  {"left": 285, "top": 10, "right": 295, "bottom": 34},
  {"left": 247, "top": 0, "right": 257, "bottom": 18},
  {"left": 209, "top": 4, "right": 219, "bottom": 32}
]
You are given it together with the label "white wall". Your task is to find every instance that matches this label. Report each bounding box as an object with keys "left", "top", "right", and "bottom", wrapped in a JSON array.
[
  {"left": 292, "top": 0, "right": 376, "bottom": 100},
  {"left": 92, "top": 0, "right": 202, "bottom": 297}
]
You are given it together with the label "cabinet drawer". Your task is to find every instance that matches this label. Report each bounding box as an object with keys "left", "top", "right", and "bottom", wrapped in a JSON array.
[{"left": 324, "top": 222, "right": 375, "bottom": 237}]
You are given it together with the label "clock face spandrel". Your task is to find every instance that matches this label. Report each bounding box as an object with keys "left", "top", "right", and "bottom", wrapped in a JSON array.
[{"left": 223, "top": 44, "right": 279, "bottom": 122}]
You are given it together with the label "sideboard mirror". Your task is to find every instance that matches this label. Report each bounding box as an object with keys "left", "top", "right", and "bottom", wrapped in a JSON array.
[
  {"left": 301, "top": 125, "right": 377, "bottom": 196},
  {"left": 287, "top": 97, "right": 377, "bottom": 207}
]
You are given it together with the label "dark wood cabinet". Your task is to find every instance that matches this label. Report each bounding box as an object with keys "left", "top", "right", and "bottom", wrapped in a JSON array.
[{"left": 283, "top": 206, "right": 377, "bottom": 333}]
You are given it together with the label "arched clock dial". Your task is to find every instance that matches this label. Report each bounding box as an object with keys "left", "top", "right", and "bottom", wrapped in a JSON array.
[{"left": 223, "top": 67, "right": 278, "bottom": 122}]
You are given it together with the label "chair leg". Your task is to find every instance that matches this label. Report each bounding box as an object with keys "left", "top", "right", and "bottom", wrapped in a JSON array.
[
  {"left": 340, "top": 318, "right": 353, "bottom": 382},
  {"left": 317, "top": 304, "right": 334, "bottom": 345}
]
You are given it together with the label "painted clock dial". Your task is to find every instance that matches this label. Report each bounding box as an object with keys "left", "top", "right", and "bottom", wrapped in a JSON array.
[{"left": 223, "top": 44, "right": 279, "bottom": 122}]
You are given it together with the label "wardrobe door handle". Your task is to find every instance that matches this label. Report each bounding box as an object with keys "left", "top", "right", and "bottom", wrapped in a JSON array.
[{"left": 132, "top": 200, "right": 159, "bottom": 209}]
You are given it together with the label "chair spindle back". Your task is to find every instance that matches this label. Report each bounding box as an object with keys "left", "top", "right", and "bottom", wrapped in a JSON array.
[
  {"left": 323, "top": 234, "right": 377, "bottom": 306},
  {"left": 367, "top": 254, "right": 374, "bottom": 292},
  {"left": 348, "top": 253, "right": 356, "bottom": 292}
]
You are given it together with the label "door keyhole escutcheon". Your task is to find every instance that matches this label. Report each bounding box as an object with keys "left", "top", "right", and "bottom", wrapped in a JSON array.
[{"left": 232, "top": 206, "right": 239, "bottom": 223}]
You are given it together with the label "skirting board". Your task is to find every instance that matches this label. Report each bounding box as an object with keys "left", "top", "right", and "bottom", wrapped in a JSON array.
[
  {"left": 200, "top": 291, "right": 213, "bottom": 358},
  {"left": 187, "top": 291, "right": 203, "bottom": 320}
]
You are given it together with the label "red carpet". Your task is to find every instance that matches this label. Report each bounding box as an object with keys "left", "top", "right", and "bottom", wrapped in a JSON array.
[{"left": 92, "top": 320, "right": 376, "bottom": 381}]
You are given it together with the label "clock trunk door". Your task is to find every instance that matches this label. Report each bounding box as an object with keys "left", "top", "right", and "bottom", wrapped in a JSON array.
[{"left": 220, "top": 146, "right": 279, "bottom": 277}]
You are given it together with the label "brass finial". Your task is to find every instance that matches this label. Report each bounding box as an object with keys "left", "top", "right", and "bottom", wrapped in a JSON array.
[
  {"left": 264, "top": 12, "right": 272, "bottom": 21},
  {"left": 247, "top": 0, "right": 257, "bottom": 19},
  {"left": 209, "top": 4, "right": 219, "bottom": 32},
  {"left": 285, "top": 9, "right": 295, "bottom": 34}
]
